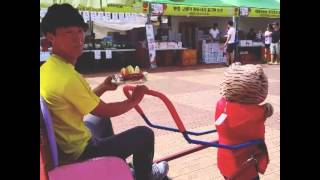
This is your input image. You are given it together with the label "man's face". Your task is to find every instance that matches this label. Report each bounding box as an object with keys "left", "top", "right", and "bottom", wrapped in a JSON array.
[
  {"left": 272, "top": 24, "right": 277, "bottom": 29},
  {"left": 47, "top": 26, "right": 85, "bottom": 59}
]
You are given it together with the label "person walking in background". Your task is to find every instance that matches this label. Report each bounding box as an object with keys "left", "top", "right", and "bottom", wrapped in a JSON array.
[
  {"left": 270, "top": 22, "right": 280, "bottom": 64},
  {"left": 264, "top": 24, "right": 273, "bottom": 64},
  {"left": 224, "top": 21, "right": 236, "bottom": 66}
]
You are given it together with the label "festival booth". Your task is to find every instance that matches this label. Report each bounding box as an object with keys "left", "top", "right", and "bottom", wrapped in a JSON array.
[
  {"left": 143, "top": 0, "right": 280, "bottom": 66},
  {"left": 228, "top": 0, "right": 280, "bottom": 64},
  {"left": 40, "top": 0, "right": 150, "bottom": 72},
  {"left": 143, "top": 0, "right": 238, "bottom": 66}
]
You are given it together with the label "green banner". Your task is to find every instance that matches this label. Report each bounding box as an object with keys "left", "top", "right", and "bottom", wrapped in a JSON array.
[
  {"left": 101, "top": 2, "right": 145, "bottom": 13},
  {"left": 163, "top": 4, "right": 237, "bottom": 17},
  {"left": 40, "top": 0, "right": 57, "bottom": 8},
  {"left": 40, "top": 0, "right": 145, "bottom": 13},
  {"left": 248, "top": 8, "right": 280, "bottom": 18}
]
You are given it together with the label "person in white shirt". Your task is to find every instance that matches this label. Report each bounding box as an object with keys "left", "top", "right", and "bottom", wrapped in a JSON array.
[
  {"left": 224, "top": 21, "right": 236, "bottom": 66},
  {"left": 264, "top": 24, "right": 273, "bottom": 64},
  {"left": 209, "top": 23, "right": 220, "bottom": 43}
]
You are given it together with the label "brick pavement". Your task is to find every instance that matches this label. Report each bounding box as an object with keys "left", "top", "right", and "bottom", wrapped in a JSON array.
[{"left": 85, "top": 64, "right": 280, "bottom": 180}]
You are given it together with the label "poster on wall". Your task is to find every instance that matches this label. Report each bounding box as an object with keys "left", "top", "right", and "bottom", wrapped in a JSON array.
[
  {"left": 82, "top": 11, "right": 90, "bottom": 22},
  {"left": 112, "top": 13, "right": 119, "bottom": 20},
  {"left": 151, "top": 3, "right": 164, "bottom": 15},
  {"left": 239, "top": 7, "right": 249, "bottom": 16},
  {"left": 118, "top": 13, "right": 125, "bottom": 21},
  {"left": 105, "top": 50, "right": 112, "bottom": 59},
  {"left": 105, "top": 12, "right": 112, "bottom": 21},
  {"left": 145, "top": 24, "right": 156, "bottom": 66},
  {"left": 90, "top": 12, "right": 97, "bottom": 21},
  {"left": 97, "top": 12, "right": 105, "bottom": 21},
  {"left": 94, "top": 50, "right": 101, "bottom": 60},
  {"left": 124, "top": 13, "right": 131, "bottom": 21}
]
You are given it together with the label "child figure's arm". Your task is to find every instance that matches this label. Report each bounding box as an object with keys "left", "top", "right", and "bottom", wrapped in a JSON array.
[{"left": 263, "top": 103, "right": 274, "bottom": 119}]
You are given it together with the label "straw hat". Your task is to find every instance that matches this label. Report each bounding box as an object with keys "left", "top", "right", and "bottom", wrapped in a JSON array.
[{"left": 220, "top": 63, "right": 268, "bottom": 104}]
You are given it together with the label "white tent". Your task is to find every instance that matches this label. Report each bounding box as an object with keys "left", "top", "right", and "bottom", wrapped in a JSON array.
[{"left": 92, "top": 14, "right": 147, "bottom": 38}]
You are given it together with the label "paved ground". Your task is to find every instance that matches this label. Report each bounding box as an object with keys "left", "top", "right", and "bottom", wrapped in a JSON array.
[{"left": 84, "top": 63, "right": 280, "bottom": 180}]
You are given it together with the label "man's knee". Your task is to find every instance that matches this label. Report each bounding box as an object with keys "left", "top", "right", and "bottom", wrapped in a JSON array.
[
  {"left": 84, "top": 115, "right": 114, "bottom": 137},
  {"left": 134, "top": 126, "right": 155, "bottom": 143},
  {"left": 85, "top": 114, "right": 104, "bottom": 122}
]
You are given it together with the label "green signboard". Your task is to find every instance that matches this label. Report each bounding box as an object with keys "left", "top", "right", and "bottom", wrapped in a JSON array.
[{"left": 164, "top": 4, "right": 237, "bottom": 17}]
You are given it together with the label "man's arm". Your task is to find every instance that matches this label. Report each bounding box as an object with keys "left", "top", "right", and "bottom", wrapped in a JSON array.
[
  {"left": 93, "top": 83, "right": 108, "bottom": 97},
  {"left": 91, "top": 99, "right": 137, "bottom": 117},
  {"left": 93, "top": 76, "right": 117, "bottom": 97},
  {"left": 91, "top": 85, "right": 148, "bottom": 118},
  {"left": 209, "top": 29, "right": 214, "bottom": 42}
]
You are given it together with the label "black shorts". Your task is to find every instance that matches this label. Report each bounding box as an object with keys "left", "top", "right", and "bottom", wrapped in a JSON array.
[
  {"left": 265, "top": 44, "right": 270, "bottom": 49},
  {"left": 226, "top": 43, "right": 236, "bottom": 53}
]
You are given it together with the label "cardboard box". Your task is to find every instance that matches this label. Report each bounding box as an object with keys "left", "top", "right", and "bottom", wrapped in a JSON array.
[
  {"left": 167, "top": 42, "right": 178, "bottom": 48},
  {"left": 240, "top": 40, "right": 248, "bottom": 47},
  {"left": 245, "top": 40, "right": 253, "bottom": 46},
  {"left": 178, "top": 49, "right": 197, "bottom": 66},
  {"left": 159, "top": 42, "right": 168, "bottom": 49}
]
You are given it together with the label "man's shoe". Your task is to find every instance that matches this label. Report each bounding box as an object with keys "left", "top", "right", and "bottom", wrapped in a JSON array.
[{"left": 151, "top": 161, "right": 169, "bottom": 180}]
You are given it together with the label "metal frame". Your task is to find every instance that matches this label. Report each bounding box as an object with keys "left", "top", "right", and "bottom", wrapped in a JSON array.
[{"left": 123, "top": 85, "right": 263, "bottom": 162}]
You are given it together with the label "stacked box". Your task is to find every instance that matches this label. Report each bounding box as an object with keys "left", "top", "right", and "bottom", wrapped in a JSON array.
[
  {"left": 167, "top": 42, "right": 178, "bottom": 49},
  {"left": 201, "top": 43, "right": 226, "bottom": 64},
  {"left": 240, "top": 40, "right": 253, "bottom": 47},
  {"left": 159, "top": 42, "right": 168, "bottom": 49}
]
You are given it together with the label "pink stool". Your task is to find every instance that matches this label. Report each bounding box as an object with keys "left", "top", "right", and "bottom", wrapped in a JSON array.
[
  {"left": 40, "top": 96, "right": 133, "bottom": 180},
  {"left": 49, "top": 157, "right": 133, "bottom": 180}
]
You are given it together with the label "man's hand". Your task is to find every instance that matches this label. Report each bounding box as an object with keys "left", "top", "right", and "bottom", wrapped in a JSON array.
[
  {"left": 103, "top": 76, "right": 118, "bottom": 91},
  {"left": 263, "top": 103, "right": 274, "bottom": 118},
  {"left": 130, "top": 85, "right": 149, "bottom": 105}
]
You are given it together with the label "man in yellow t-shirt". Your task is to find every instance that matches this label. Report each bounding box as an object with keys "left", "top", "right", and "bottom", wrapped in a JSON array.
[{"left": 40, "top": 4, "right": 169, "bottom": 180}]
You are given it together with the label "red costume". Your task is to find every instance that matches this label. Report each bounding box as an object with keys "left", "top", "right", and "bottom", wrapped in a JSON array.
[{"left": 215, "top": 63, "right": 271, "bottom": 180}]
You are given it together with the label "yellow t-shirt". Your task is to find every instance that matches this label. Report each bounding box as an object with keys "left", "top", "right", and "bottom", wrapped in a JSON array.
[{"left": 40, "top": 54, "right": 100, "bottom": 163}]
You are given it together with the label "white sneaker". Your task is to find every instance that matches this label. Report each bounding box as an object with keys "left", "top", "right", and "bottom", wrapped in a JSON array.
[{"left": 151, "top": 161, "right": 169, "bottom": 180}]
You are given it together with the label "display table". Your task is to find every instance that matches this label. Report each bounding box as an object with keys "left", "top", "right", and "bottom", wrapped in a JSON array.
[
  {"left": 76, "top": 48, "right": 137, "bottom": 73},
  {"left": 83, "top": 49, "right": 136, "bottom": 52},
  {"left": 155, "top": 48, "right": 187, "bottom": 66},
  {"left": 156, "top": 48, "right": 187, "bottom": 51}
]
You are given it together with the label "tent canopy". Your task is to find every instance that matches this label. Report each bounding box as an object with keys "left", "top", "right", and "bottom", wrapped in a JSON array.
[{"left": 226, "top": 0, "right": 279, "bottom": 10}]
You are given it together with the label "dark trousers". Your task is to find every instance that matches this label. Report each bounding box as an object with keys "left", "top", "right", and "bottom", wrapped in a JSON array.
[{"left": 79, "top": 114, "right": 155, "bottom": 180}]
